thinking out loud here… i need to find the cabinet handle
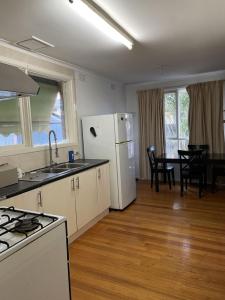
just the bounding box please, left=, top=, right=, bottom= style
left=76, top=177, right=79, bottom=189
left=98, top=168, right=101, bottom=180
left=38, top=191, right=43, bottom=208
left=71, top=178, right=75, bottom=191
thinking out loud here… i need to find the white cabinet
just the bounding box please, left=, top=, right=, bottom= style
left=0, top=197, right=15, bottom=207
left=96, top=164, right=110, bottom=215
left=15, top=189, right=42, bottom=212
left=13, top=179, right=78, bottom=237
left=75, top=168, right=98, bottom=230
left=41, top=177, right=77, bottom=237
left=1, top=163, right=110, bottom=238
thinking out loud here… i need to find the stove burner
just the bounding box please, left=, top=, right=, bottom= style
left=14, top=218, right=41, bottom=233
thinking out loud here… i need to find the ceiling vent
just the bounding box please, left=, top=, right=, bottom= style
left=15, top=36, right=54, bottom=52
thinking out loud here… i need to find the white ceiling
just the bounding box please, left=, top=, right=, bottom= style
left=0, top=0, right=225, bottom=83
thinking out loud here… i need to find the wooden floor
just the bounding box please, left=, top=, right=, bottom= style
left=69, top=181, right=225, bottom=300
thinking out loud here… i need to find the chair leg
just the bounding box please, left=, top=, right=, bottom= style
left=155, top=172, right=159, bottom=192
left=199, top=176, right=203, bottom=198
left=180, top=177, right=184, bottom=197
left=151, top=172, right=154, bottom=188
left=163, top=163, right=167, bottom=183
left=185, top=178, right=188, bottom=190
left=212, top=173, right=216, bottom=193
left=167, top=172, right=171, bottom=190
left=172, top=169, right=175, bottom=186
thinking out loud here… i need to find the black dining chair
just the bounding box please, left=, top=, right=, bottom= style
left=188, top=144, right=209, bottom=186
left=147, top=145, right=175, bottom=192
left=178, top=149, right=205, bottom=198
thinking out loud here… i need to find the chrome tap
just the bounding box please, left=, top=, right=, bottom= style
left=48, top=130, right=59, bottom=167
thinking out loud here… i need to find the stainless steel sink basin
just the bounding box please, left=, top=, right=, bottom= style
left=57, top=162, right=89, bottom=169
left=19, top=162, right=89, bottom=182
left=20, top=171, right=59, bottom=182
left=41, top=167, right=68, bottom=174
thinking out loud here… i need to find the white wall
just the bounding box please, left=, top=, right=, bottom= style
left=75, top=70, right=126, bottom=155
left=0, top=41, right=126, bottom=171
left=126, top=70, right=225, bottom=178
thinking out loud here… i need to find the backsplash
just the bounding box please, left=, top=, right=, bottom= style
left=0, top=146, right=79, bottom=172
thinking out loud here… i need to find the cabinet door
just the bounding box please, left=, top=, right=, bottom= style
left=14, top=189, right=42, bottom=212
left=41, top=177, right=77, bottom=237
left=75, top=168, right=98, bottom=230
left=96, top=164, right=110, bottom=215
left=0, top=197, right=15, bottom=208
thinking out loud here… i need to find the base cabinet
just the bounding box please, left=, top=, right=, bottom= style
left=15, top=189, right=42, bottom=212
left=0, top=163, right=110, bottom=239
left=41, top=177, right=77, bottom=237
left=75, top=168, right=98, bottom=230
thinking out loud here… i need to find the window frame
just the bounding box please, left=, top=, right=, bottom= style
left=163, top=88, right=189, bottom=154
left=0, top=68, right=78, bottom=156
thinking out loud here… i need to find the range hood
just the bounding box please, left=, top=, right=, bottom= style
left=0, top=62, right=39, bottom=100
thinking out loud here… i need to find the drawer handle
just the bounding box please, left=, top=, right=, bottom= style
left=98, top=168, right=101, bottom=180
left=76, top=177, right=79, bottom=189
left=71, top=178, right=75, bottom=191
left=38, top=191, right=43, bottom=208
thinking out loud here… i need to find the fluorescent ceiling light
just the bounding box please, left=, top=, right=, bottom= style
left=69, top=0, right=134, bottom=50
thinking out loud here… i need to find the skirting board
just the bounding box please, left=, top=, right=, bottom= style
left=68, top=208, right=109, bottom=244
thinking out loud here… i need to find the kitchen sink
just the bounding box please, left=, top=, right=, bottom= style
left=41, top=167, right=68, bottom=174
left=20, top=162, right=89, bottom=182
left=57, top=162, right=89, bottom=169
left=20, top=171, right=59, bottom=182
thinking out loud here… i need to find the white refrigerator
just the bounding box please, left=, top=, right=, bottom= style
left=82, top=113, right=136, bottom=210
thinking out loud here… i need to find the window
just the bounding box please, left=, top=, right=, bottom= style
left=30, top=77, right=67, bottom=146
left=0, top=70, right=75, bottom=153
left=164, top=88, right=190, bottom=154
left=0, top=97, right=23, bottom=147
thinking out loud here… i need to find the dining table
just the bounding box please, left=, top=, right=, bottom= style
left=156, top=152, right=225, bottom=164
left=154, top=152, right=225, bottom=191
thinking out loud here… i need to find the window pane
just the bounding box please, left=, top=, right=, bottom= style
left=30, top=77, right=66, bottom=146
left=178, top=139, right=188, bottom=150
left=178, top=89, right=189, bottom=139
left=164, top=92, right=177, bottom=138
left=166, top=139, right=179, bottom=155
left=0, top=98, right=23, bottom=146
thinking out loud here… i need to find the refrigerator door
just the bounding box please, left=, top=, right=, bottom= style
left=116, top=141, right=136, bottom=209
left=114, top=113, right=133, bottom=143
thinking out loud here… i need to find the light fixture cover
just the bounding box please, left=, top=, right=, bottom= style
left=69, top=0, right=134, bottom=50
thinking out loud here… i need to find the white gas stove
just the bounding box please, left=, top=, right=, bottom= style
left=0, top=206, right=71, bottom=300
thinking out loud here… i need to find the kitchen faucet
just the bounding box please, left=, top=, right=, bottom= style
left=48, top=130, right=59, bottom=167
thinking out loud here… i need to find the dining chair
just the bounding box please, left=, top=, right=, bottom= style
left=178, top=149, right=205, bottom=198
left=147, top=145, right=175, bottom=192
left=188, top=144, right=209, bottom=186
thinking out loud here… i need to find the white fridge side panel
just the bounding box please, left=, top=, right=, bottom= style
left=116, top=141, right=136, bottom=209
left=82, top=115, right=120, bottom=209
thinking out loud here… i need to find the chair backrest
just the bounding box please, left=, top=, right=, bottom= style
left=147, top=145, right=157, bottom=170
left=178, top=149, right=204, bottom=175
left=188, top=144, right=209, bottom=152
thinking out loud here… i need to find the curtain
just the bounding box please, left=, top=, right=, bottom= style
left=187, top=80, right=225, bottom=153
left=138, top=88, right=165, bottom=179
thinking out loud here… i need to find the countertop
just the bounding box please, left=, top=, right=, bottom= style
left=0, top=159, right=109, bottom=200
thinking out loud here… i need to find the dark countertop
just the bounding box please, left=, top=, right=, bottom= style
left=0, top=159, right=109, bottom=200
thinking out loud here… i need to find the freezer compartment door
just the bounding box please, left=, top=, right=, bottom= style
left=114, top=113, right=133, bottom=143
left=116, top=141, right=136, bottom=209
left=82, top=115, right=115, bottom=158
